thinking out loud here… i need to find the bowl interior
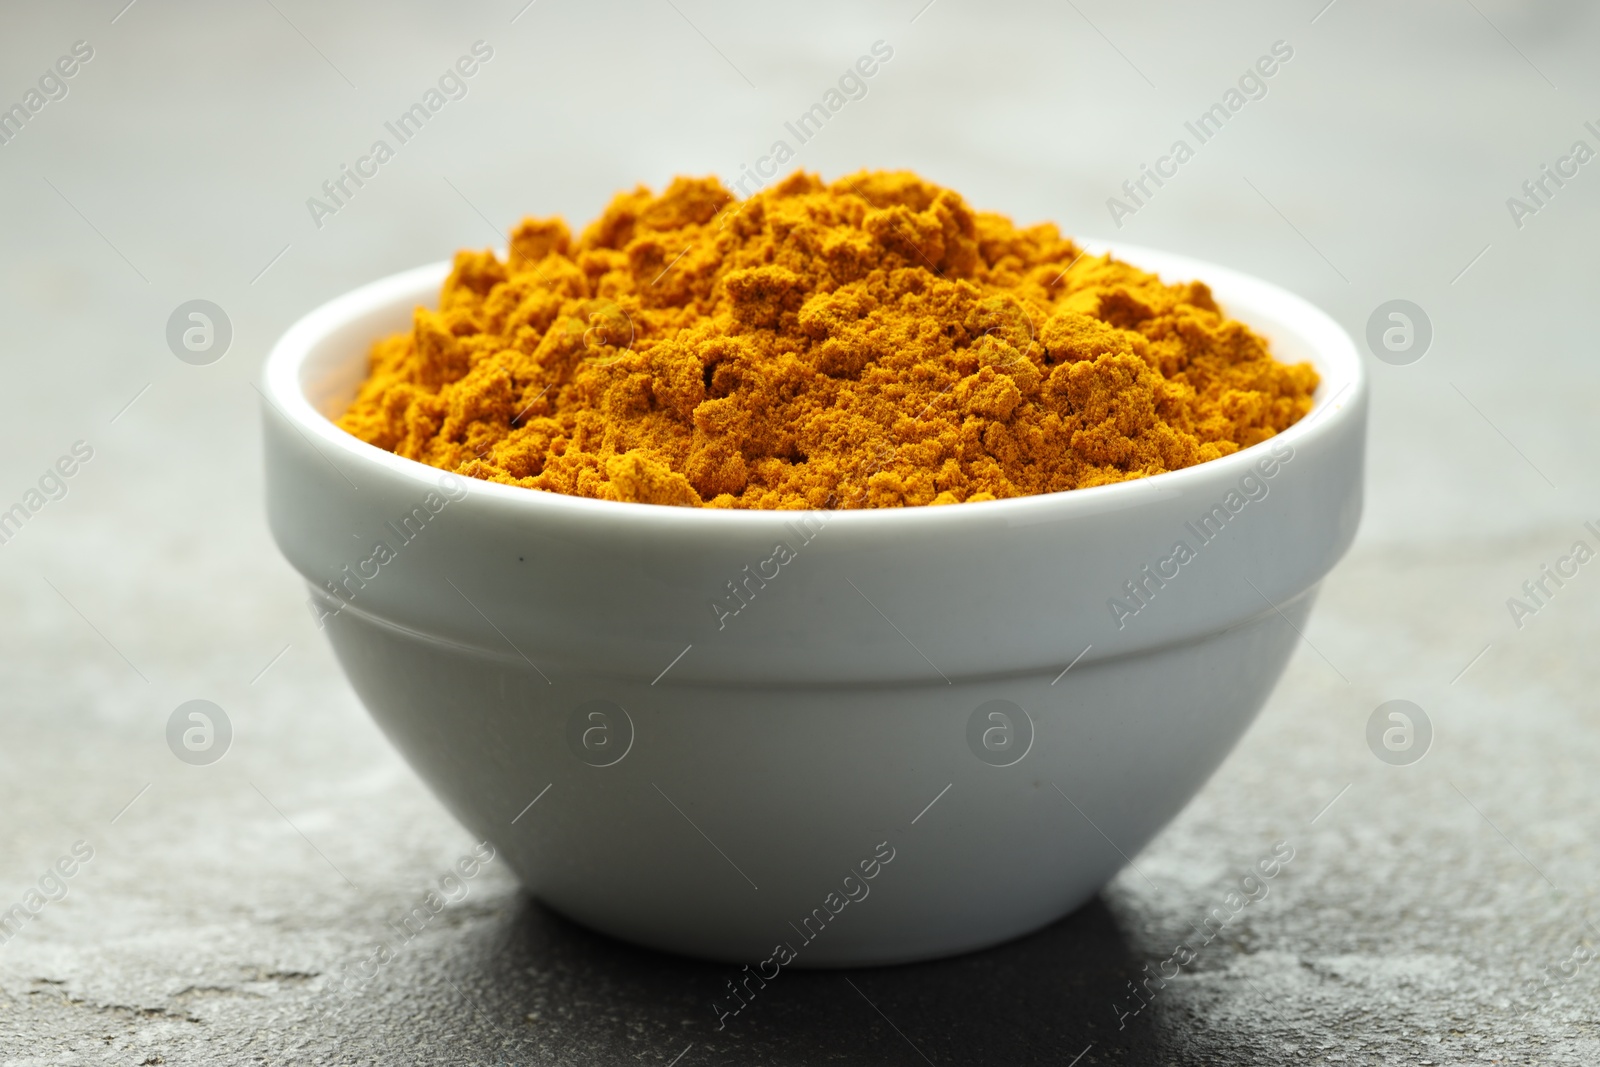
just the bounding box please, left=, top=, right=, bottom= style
left=287, top=244, right=1359, bottom=441
left=298, top=263, right=444, bottom=421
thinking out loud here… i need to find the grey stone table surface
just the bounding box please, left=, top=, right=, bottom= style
left=2, top=1, right=1598, bottom=1063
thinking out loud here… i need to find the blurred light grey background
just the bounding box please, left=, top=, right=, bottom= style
left=2, top=1, right=1598, bottom=1064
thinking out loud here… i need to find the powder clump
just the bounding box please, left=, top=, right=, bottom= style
left=338, top=170, right=1318, bottom=509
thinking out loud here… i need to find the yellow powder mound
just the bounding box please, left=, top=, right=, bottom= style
left=337, top=170, right=1318, bottom=509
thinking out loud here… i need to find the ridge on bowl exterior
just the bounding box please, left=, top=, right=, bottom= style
left=262, top=242, right=1366, bottom=968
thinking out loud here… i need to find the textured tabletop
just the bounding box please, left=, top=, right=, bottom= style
left=2, top=1, right=1598, bottom=1064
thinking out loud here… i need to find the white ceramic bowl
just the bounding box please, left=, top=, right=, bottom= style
left=262, top=242, right=1365, bottom=967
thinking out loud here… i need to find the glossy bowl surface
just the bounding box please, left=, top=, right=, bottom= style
left=262, top=242, right=1365, bottom=966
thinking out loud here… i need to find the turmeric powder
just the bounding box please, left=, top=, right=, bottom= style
left=337, top=170, right=1318, bottom=509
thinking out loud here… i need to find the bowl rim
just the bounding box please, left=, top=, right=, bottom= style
left=261, top=239, right=1365, bottom=528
